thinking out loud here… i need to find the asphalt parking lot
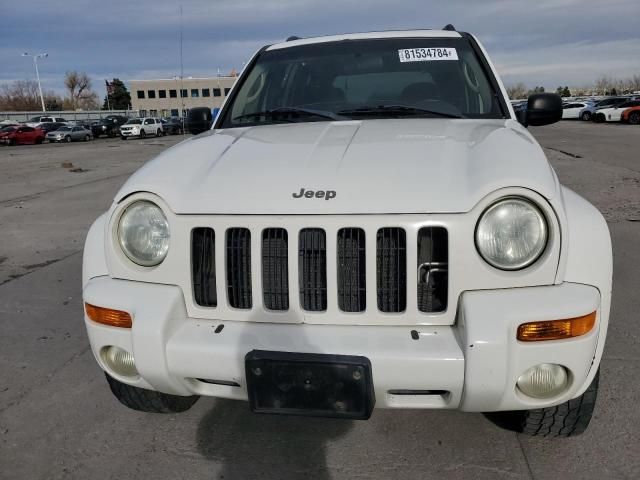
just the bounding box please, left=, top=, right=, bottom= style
left=0, top=122, right=639, bottom=479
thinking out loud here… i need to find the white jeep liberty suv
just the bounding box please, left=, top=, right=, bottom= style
left=82, top=26, right=612, bottom=437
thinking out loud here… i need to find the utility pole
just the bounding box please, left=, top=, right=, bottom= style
left=22, top=52, right=48, bottom=112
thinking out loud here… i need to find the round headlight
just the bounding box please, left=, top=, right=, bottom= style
left=118, top=200, right=170, bottom=266
left=475, top=198, right=548, bottom=270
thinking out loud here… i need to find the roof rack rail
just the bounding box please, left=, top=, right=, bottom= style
left=286, top=36, right=301, bottom=41
left=443, top=24, right=456, bottom=31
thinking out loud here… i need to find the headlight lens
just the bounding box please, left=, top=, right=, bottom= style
left=118, top=200, right=170, bottom=266
left=475, top=197, right=548, bottom=270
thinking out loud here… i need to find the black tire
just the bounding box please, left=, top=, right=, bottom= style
left=629, top=111, right=640, bottom=125
left=105, top=373, right=199, bottom=413
left=84, top=135, right=90, bottom=142
left=156, top=129, right=162, bottom=137
left=35, top=137, right=44, bottom=144
left=65, top=135, right=71, bottom=143
left=139, top=129, right=146, bottom=139
left=9, top=138, right=16, bottom=146
left=485, top=369, right=600, bottom=437
left=580, top=111, right=592, bottom=121
left=121, top=136, right=127, bottom=140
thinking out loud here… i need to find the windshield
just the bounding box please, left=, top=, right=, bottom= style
left=219, top=37, right=505, bottom=128
left=126, top=119, right=142, bottom=125
left=1, top=126, right=16, bottom=133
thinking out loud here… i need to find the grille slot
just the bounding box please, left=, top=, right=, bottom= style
left=226, top=228, right=252, bottom=309
left=376, top=228, right=407, bottom=313
left=417, top=227, right=448, bottom=313
left=299, top=228, right=327, bottom=311
left=262, top=228, right=289, bottom=311
left=191, top=227, right=217, bottom=307
left=337, top=228, right=366, bottom=312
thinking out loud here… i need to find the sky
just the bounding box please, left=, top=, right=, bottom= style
left=1, top=0, right=639, bottom=99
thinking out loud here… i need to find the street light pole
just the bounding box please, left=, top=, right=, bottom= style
left=22, top=52, right=48, bottom=112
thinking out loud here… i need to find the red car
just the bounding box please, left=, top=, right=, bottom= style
left=0, top=125, right=45, bottom=146
left=621, top=105, right=640, bottom=125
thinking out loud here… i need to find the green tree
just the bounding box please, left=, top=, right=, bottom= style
left=562, top=86, right=571, bottom=97
left=103, top=78, right=131, bottom=110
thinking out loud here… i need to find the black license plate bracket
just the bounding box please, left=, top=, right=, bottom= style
left=245, top=350, right=375, bottom=420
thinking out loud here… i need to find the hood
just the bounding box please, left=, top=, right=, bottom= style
left=116, top=119, right=559, bottom=215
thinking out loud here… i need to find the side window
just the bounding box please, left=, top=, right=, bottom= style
left=144, top=119, right=151, bottom=125
left=22, top=127, right=34, bottom=132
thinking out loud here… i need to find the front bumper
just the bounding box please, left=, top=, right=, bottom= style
left=83, top=277, right=602, bottom=412
left=120, top=129, right=140, bottom=137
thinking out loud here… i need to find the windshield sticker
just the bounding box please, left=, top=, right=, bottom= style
left=398, top=48, right=458, bottom=62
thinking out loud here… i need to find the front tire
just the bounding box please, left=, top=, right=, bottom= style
left=628, top=112, right=640, bottom=125
left=581, top=111, right=592, bottom=121
left=121, top=136, right=127, bottom=140
left=84, top=135, right=90, bottom=142
left=65, top=135, right=71, bottom=143
left=485, top=369, right=600, bottom=437
left=156, top=129, right=162, bottom=137
left=139, top=130, right=146, bottom=139
left=105, top=373, right=199, bottom=413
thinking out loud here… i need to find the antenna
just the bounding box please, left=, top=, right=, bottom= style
left=179, top=5, right=185, bottom=117
left=286, top=36, right=301, bottom=41
left=443, top=24, right=456, bottom=31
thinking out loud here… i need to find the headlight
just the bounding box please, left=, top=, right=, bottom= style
left=118, top=200, right=170, bottom=266
left=475, top=197, right=548, bottom=270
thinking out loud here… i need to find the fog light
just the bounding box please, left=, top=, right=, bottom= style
left=101, top=346, right=138, bottom=377
left=517, top=363, right=568, bottom=399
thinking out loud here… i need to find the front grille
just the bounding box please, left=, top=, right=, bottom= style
left=337, top=228, right=366, bottom=312
left=376, top=228, right=407, bottom=313
left=191, top=227, right=217, bottom=307
left=190, top=224, right=447, bottom=318
left=417, top=227, right=448, bottom=312
left=226, top=228, right=252, bottom=309
left=262, top=228, right=289, bottom=311
left=298, top=228, right=327, bottom=311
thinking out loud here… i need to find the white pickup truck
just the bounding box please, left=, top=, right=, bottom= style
left=82, top=27, right=612, bottom=437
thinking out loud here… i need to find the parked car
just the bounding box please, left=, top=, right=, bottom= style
left=621, top=105, right=640, bottom=125
left=92, top=115, right=129, bottom=138
left=25, top=115, right=68, bottom=128
left=119, top=117, right=163, bottom=139
left=39, top=122, right=67, bottom=134
left=82, top=27, right=612, bottom=438
left=0, top=125, right=45, bottom=145
left=161, top=117, right=184, bottom=135
left=45, top=125, right=92, bottom=143
left=561, top=102, right=596, bottom=121
left=594, top=100, right=640, bottom=122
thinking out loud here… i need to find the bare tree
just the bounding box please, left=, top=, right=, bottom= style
left=506, top=82, right=528, bottom=100
left=64, top=71, right=99, bottom=110
left=0, top=80, right=62, bottom=111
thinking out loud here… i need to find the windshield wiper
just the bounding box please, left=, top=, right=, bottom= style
left=233, top=107, right=344, bottom=122
left=338, top=104, right=463, bottom=119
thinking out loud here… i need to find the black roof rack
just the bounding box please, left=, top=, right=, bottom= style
left=443, top=24, right=456, bottom=31
left=286, top=36, right=301, bottom=41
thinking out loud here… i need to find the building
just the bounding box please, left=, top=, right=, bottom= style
left=129, top=76, right=237, bottom=118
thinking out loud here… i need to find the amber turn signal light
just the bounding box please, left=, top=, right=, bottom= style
left=85, top=303, right=132, bottom=328
left=517, top=311, right=596, bottom=342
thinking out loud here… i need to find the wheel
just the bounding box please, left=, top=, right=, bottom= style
left=139, top=130, right=146, bottom=139
left=629, top=111, right=640, bottom=125
left=121, top=136, right=127, bottom=140
left=9, top=139, right=16, bottom=146
left=485, top=369, right=600, bottom=437
left=580, top=111, right=591, bottom=121
left=104, top=373, right=199, bottom=413
left=156, top=129, right=162, bottom=137
left=65, top=135, right=71, bottom=143
left=84, top=135, right=90, bottom=142
left=35, top=137, right=44, bottom=144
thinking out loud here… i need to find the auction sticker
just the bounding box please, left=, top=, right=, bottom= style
left=398, top=48, right=458, bottom=62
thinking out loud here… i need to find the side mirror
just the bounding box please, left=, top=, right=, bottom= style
left=523, top=93, right=563, bottom=127
left=187, top=107, right=213, bottom=135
